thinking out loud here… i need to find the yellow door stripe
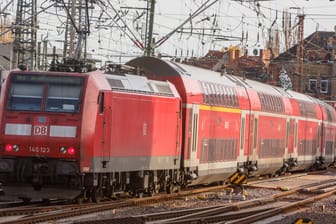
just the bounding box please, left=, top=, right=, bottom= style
left=199, top=105, right=241, bottom=114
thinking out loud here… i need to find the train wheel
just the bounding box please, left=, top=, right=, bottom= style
left=149, top=189, right=158, bottom=197
left=76, top=196, right=84, bottom=204
left=175, top=185, right=181, bottom=193
left=137, top=192, right=144, bottom=198
left=92, top=187, right=102, bottom=203
left=166, top=185, right=174, bottom=194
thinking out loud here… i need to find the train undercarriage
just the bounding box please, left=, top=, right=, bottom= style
left=0, top=155, right=333, bottom=203
left=80, top=169, right=184, bottom=202
left=0, top=157, right=186, bottom=202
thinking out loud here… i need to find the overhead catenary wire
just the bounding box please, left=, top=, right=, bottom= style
left=0, top=0, right=14, bottom=15
left=154, top=0, right=219, bottom=48
left=97, top=0, right=144, bottom=50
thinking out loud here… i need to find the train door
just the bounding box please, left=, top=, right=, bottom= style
left=99, top=91, right=111, bottom=161
left=293, top=118, right=299, bottom=158
left=317, top=122, right=322, bottom=156
left=250, top=114, right=259, bottom=162
left=189, top=104, right=199, bottom=167
left=239, top=111, right=248, bottom=161
left=298, top=118, right=310, bottom=163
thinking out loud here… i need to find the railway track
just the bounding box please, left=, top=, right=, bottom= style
left=0, top=183, right=231, bottom=224
left=76, top=177, right=336, bottom=224
left=0, top=172, right=335, bottom=224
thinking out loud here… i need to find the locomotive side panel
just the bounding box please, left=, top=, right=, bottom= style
left=78, top=73, right=105, bottom=173
left=89, top=91, right=181, bottom=173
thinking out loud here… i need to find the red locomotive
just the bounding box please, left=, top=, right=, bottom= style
left=0, top=57, right=335, bottom=201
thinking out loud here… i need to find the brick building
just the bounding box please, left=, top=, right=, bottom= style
left=269, top=31, right=336, bottom=104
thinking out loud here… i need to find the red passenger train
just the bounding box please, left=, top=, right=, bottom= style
left=0, top=57, right=335, bottom=201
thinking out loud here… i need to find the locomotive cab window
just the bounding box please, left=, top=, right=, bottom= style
left=7, top=83, right=44, bottom=111
left=46, top=85, right=82, bottom=113
left=7, top=74, right=84, bottom=113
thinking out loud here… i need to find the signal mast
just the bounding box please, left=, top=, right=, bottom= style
left=12, top=0, right=37, bottom=70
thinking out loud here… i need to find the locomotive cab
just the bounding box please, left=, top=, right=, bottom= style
left=0, top=71, right=85, bottom=191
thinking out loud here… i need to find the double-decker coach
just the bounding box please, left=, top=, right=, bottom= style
left=127, top=56, right=336, bottom=184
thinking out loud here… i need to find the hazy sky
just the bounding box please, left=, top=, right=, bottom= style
left=2, top=0, right=336, bottom=63
left=153, top=0, right=336, bottom=57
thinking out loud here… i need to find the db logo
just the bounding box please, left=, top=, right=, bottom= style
left=33, top=126, right=48, bottom=136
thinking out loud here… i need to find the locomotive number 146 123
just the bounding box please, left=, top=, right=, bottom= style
left=28, top=146, right=50, bottom=153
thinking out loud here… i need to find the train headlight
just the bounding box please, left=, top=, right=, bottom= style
left=67, top=147, right=76, bottom=155
left=60, top=146, right=67, bottom=154
left=5, top=144, right=13, bottom=152
left=5, top=144, right=19, bottom=152
left=59, top=146, right=76, bottom=155
left=13, top=144, right=20, bottom=152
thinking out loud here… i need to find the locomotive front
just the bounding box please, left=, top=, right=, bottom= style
left=0, top=71, right=86, bottom=190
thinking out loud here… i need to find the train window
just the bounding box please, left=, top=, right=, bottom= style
left=266, top=95, right=271, bottom=111
left=232, top=89, right=238, bottom=107
left=285, top=121, right=290, bottom=148
left=203, top=82, right=210, bottom=104
left=227, top=88, right=233, bottom=106
left=259, top=94, right=265, bottom=110
left=212, top=85, right=218, bottom=105
left=7, top=83, right=43, bottom=111
left=271, top=96, right=276, bottom=111
left=201, top=140, right=208, bottom=162
left=218, top=85, right=224, bottom=105
left=253, top=118, right=258, bottom=149
left=223, top=88, right=228, bottom=105
left=240, top=117, right=245, bottom=150
left=46, top=85, right=82, bottom=113
left=99, top=92, right=104, bottom=114
left=192, top=114, right=198, bottom=152
left=294, top=122, right=298, bottom=149
left=209, top=84, right=215, bottom=105
left=214, top=85, right=219, bottom=105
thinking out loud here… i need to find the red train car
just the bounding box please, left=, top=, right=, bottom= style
left=127, top=56, right=336, bottom=184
